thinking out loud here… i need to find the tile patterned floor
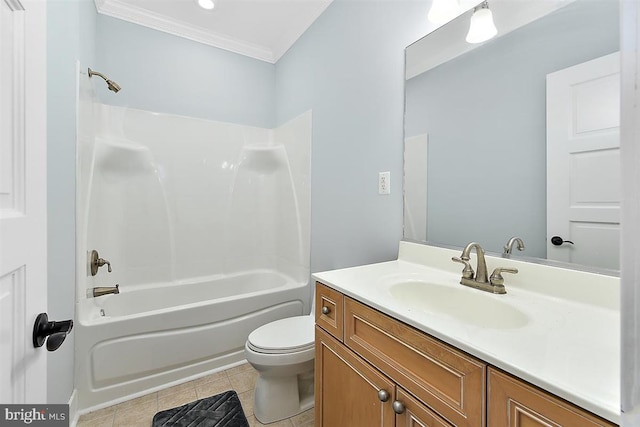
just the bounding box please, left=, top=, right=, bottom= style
left=76, top=363, right=314, bottom=427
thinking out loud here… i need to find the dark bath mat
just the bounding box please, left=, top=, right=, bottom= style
left=152, top=390, right=249, bottom=427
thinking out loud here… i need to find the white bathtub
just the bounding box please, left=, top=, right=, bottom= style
left=75, top=270, right=308, bottom=411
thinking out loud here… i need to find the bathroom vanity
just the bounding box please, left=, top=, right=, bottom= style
left=312, top=242, right=619, bottom=427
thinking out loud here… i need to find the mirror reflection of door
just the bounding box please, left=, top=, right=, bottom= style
left=546, top=52, right=621, bottom=270
left=404, top=134, right=428, bottom=242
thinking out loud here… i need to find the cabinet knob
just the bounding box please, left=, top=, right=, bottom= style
left=392, top=401, right=405, bottom=414
left=321, top=306, right=331, bottom=315
left=377, top=389, right=390, bottom=402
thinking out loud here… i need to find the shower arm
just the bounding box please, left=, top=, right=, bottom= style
left=88, top=68, right=108, bottom=81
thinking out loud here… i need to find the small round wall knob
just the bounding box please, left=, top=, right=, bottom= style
left=392, top=400, right=406, bottom=414
left=321, top=306, right=330, bottom=315
left=377, top=389, right=390, bottom=402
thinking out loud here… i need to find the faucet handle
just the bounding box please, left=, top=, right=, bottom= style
left=90, top=250, right=112, bottom=275
left=490, top=267, right=518, bottom=286
left=452, top=257, right=474, bottom=279
left=97, top=258, right=112, bottom=273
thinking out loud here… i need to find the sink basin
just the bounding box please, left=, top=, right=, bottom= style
left=388, top=280, right=529, bottom=329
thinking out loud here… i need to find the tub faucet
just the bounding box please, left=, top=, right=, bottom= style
left=503, top=237, right=525, bottom=255
left=93, top=284, right=119, bottom=298
left=452, top=242, right=517, bottom=294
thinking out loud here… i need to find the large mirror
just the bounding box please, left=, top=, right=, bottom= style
left=404, top=0, right=620, bottom=271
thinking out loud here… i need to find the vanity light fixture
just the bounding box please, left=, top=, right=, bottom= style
left=197, top=0, right=215, bottom=10
left=427, top=0, right=461, bottom=25
left=466, top=1, right=497, bottom=44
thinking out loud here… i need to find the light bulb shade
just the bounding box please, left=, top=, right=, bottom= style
left=466, top=7, right=497, bottom=43
left=428, top=0, right=461, bottom=25
left=197, top=0, right=214, bottom=10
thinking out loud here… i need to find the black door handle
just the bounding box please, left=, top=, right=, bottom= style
left=33, top=313, right=73, bottom=352
left=551, top=236, right=574, bottom=246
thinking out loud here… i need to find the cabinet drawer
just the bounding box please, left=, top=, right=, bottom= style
left=315, top=282, right=344, bottom=341
left=344, top=297, right=486, bottom=427
left=488, top=368, right=617, bottom=427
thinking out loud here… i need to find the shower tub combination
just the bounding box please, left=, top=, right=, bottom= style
left=75, top=75, right=312, bottom=411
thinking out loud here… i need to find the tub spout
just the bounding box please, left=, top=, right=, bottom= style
left=93, top=284, right=119, bottom=297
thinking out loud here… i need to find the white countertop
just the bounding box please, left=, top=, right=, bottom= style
left=312, top=241, right=620, bottom=424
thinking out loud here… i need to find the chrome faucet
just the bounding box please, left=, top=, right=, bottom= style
left=503, top=237, right=525, bottom=255
left=92, top=284, right=119, bottom=298
left=452, top=242, right=517, bottom=294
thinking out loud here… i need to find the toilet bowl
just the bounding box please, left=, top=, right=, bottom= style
left=244, top=314, right=315, bottom=424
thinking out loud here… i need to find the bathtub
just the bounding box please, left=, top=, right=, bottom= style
left=75, top=270, right=308, bottom=411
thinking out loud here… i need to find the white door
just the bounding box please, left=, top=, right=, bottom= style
left=0, top=0, right=47, bottom=403
left=546, top=52, right=620, bottom=270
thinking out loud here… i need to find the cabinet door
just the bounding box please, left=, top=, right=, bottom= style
left=315, top=326, right=395, bottom=427
left=395, top=387, right=453, bottom=427
left=488, top=368, right=617, bottom=427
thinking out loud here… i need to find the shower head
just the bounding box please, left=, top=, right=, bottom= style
left=88, top=68, right=121, bottom=93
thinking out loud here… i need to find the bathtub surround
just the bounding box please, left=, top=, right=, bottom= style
left=75, top=73, right=311, bottom=411
left=83, top=106, right=311, bottom=287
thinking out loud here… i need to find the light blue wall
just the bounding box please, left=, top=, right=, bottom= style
left=47, top=0, right=97, bottom=404
left=275, top=0, right=429, bottom=272
left=405, top=0, right=619, bottom=257
left=94, top=15, right=276, bottom=128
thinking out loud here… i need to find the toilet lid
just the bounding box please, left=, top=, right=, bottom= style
left=248, top=315, right=314, bottom=354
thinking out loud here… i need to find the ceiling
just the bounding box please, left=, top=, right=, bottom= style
left=94, top=0, right=333, bottom=63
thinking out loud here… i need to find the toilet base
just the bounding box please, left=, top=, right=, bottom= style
left=253, top=370, right=314, bottom=424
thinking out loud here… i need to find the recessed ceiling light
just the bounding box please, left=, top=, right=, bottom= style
left=197, top=0, right=215, bottom=10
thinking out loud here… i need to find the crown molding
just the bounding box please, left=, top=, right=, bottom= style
left=94, top=0, right=277, bottom=63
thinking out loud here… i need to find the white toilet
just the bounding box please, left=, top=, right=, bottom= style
left=244, top=314, right=315, bottom=424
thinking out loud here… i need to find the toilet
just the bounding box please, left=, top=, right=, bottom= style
left=244, top=314, right=315, bottom=424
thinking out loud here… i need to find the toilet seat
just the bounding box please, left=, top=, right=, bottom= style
left=247, top=315, right=314, bottom=354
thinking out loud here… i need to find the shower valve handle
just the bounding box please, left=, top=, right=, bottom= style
left=90, top=250, right=112, bottom=276
left=97, top=258, right=112, bottom=272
